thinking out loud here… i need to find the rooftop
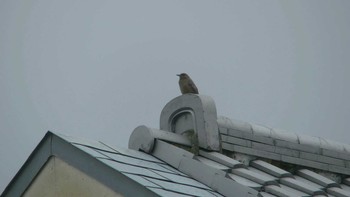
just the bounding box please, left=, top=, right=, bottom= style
left=3, top=94, right=350, bottom=197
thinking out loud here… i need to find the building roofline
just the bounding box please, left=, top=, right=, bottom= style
left=1, top=131, right=158, bottom=197
left=2, top=131, right=53, bottom=196
left=218, top=116, right=350, bottom=175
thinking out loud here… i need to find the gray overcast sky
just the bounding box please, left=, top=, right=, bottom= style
left=1, top=0, right=350, bottom=192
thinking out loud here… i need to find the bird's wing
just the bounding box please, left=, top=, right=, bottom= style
left=189, top=80, right=199, bottom=93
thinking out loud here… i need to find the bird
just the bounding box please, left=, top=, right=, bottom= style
left=177, top=73, right=199, bottom=94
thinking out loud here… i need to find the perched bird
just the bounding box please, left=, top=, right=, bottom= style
left=177, top=73, right=199, bottom=94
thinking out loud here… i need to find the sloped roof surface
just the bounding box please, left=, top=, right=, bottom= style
left=128, top=94, right=350, bottom=197
left=199, top=150, right=350, bottom=197
left=206, top=117, right=350, bottom=197
left=218, top=116, right=350, bottom=176
left=128, top=122, right=350, bottom=197
left=4, top=94, right=350, bottom=197
left=58, top=134, right=224, bottom=197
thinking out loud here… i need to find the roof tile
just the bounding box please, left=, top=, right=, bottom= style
left=232, top=168, right=278, bottom=185
left=152, top=140, right=194, bottom=169
left=297, top=169, right=339, bottom=188
left=270, top=129, right=298, bottom=143
left=265, top=185, right=304, bottom=197
left=280, top=177, right=325, bottom=195
left=327, top=187, right=350, bottom=197
left=195, top=156, right=231, bottom=171
left=250, top=160, right=292, bottom=178
left=227, top=173, right=262, bottom=190
left=199, top=150, right=245, bottom=169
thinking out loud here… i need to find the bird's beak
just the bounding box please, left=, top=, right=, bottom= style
left=176, top=74, right=180, bottom=76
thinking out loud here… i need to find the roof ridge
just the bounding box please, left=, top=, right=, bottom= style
left=218, top=116, right=350, bottom=175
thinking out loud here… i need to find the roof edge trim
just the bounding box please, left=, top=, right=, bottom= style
left=1, top=131, right=54, bottom=196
